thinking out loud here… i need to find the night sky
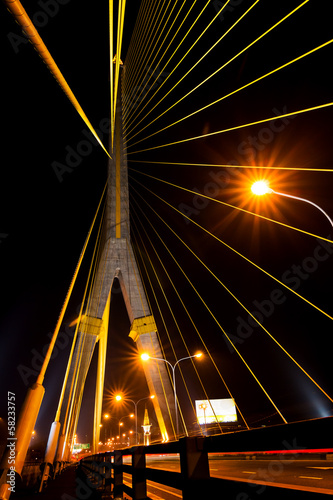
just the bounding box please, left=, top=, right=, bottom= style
left=1, top=0, right=333, bottom=450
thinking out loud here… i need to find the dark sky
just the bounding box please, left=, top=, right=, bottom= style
left=1, top=0, right=333, bottom=449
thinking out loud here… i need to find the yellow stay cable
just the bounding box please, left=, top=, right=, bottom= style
left=123, top=0, right=187, bottom=120
left=132, top=208, right=212, bottom=435
left=113, top=0, right=127, bottom=128
left=129, top=160, right=333, bottom=173
left=131, top=198, right=248, bottom=432
left=123, top=0, right=164, bottom=109
left=56, top=188, right=107, bottom=423
left=125, top=0, right=310, bottom=140
left=126, top=39, right=333, bottom=148
left=126, top=0, right=174, bottom=109
left=124, top=0, right=150, bottom=75
left=130, top=227, right=177, bottom=438
left=125, top=0, right=259, bottom=139
left=61, top=200, right=106, bottom=445
left=123, top=0, right=185, bottom=122
left=130, top=184, right=287, bottom=423
left=3, top=0, right=110, bottom=159
left=109, top=0, right=114, bottom=150
left=67, top=202, right=113, bottom=451
left=130, top=168, right=333, bottom=245
left=123, top=0, right=212, bottom=127
left=130, top=216, right=196, bottom=437
left=61, top=189, right=107, bottom=440
left=131, top=174, right=333, bottom=323
left=131, top=196, right=250, bottom=429
left=123, top=0, right=160, bottom=102
left=128, top=101, right=333, bottom=154
left=124, top=0, right=197, bottom=124
left=131, top=181, right=333, bottom=405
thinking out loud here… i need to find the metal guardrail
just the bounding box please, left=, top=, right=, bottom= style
left=80, top=439, right=207, bottom=499
left=79, top=420, right=332, bottom=500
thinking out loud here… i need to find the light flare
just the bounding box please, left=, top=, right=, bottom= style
left=251, top=180, right=272, bottom=195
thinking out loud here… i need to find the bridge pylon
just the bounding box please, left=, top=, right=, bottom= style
left=55, top=95, right=177, bottom=458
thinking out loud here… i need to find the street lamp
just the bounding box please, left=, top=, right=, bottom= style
left=199, top=402, right=208, bottom=435
left=118, top=414, right=134, bottom=440
left=101, top=413, right=118, bottom=442
left=251, top=181, right=333, bottom=229
left=115, top=394, right=155, bottom=444
left=103, top=413, right=110, bottom=441
left=141, top=352, right=203, bottom=439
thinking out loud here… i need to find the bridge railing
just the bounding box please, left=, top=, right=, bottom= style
left=79, top=416, right=332, bottom=499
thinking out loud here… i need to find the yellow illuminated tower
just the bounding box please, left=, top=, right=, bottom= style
left=142, top=407, right=152, bottom=446
left=56, top=101, right=177, bottom=458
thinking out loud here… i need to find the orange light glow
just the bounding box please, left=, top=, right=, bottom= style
left=141, top=353, right=150, bottom=361
left=251, top=180, right=272, bottom=195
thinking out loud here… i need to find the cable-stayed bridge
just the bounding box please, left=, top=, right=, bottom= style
left=0, top=0, right=333, bottom=498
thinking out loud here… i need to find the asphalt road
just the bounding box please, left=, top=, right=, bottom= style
left=209, top=457, right=333, bottom=494
left=142, top=454, right=333, bottom=498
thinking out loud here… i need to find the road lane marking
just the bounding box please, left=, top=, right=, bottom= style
left=307, top=467, right=333, bottom=470
left=147, top=480, right=182, bottom=498
left=299, top=476, right=323, bottom=480
left=125, top=478, right=181, bottom=500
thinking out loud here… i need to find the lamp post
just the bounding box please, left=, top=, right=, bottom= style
left=251, top=181, right=333, bottom=229
left=115, top=395, right=155, bottom=444
left=199, top=402, right=208, bottom=435
left=141, top=352, right=202, bottom=439
left=103, top=413, right=110, bottom=441
left=101, top=414, right=118, bottom=443
left=118, top=414, right=134, bottom=443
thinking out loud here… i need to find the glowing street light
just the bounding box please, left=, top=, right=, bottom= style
left=251, top=181, right=333, bottom=229
left=141, top=352, right=203, bottom=439
left=251, top=180, right=272, bottom=196
left=115, top=394, right=155, bottom=444
left=118, top=414, right=134, bottom=438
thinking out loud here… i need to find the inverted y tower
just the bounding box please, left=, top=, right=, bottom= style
left=60, top=98, right=176, bottom=454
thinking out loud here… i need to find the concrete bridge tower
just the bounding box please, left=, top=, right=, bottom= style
left=58, top=97, right=177, bottom=455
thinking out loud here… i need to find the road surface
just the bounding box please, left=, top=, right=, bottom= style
left=139, top=454, right=333, bottom=498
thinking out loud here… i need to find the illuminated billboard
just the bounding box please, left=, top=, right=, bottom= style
left=195, top=399, right=237, bottom=424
